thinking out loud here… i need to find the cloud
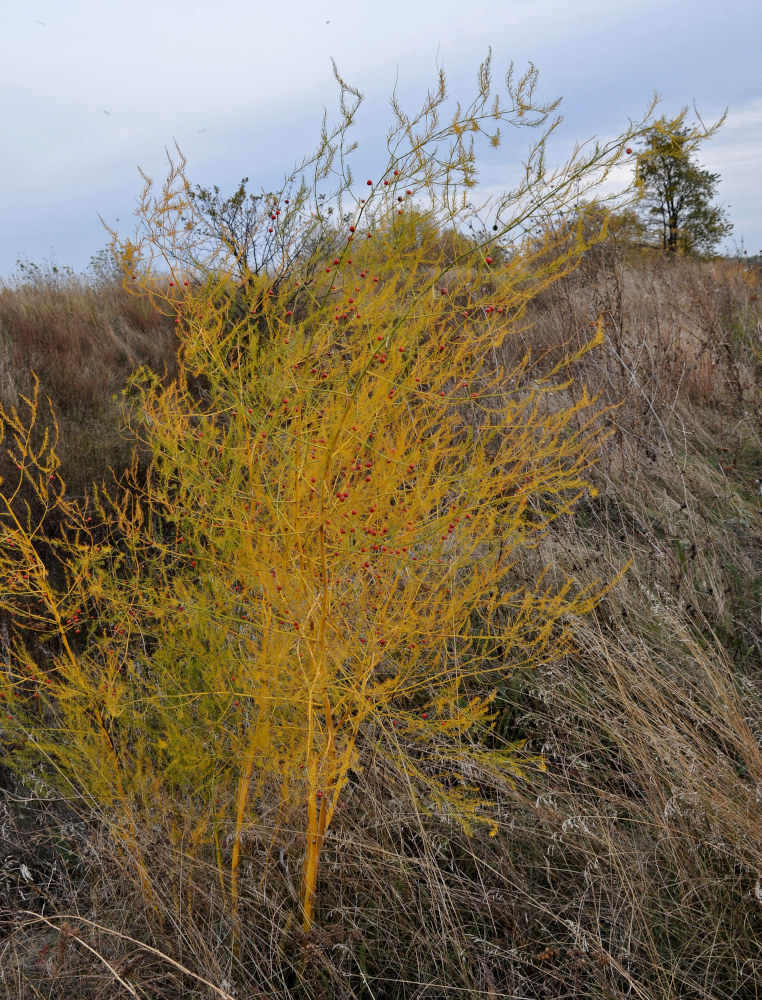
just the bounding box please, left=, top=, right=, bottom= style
left=724, top=98, right=762, bottom=130
left=2, top=0, right=760, bottom=274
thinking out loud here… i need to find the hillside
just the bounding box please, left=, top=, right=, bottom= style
left=0, top=246, right=761, bottom=1000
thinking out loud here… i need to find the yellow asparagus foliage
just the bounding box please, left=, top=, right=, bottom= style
left=0, top=54, right=651, bottom=934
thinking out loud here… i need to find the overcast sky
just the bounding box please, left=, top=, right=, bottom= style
left=2, top=0, right=760, bottom=281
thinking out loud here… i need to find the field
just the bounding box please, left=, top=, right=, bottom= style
left=0, top=237, right=760, bottom=999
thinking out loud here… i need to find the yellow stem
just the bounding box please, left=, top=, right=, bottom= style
left=230, top=737, right=257, bottom=957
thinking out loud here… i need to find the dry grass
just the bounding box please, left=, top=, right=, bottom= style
left=0, top=271, right=179, bottom=508
left=1, top=249, right=762, bottom=998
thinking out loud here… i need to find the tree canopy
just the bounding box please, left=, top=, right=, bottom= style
left=635, top=115, right=733, bottom=257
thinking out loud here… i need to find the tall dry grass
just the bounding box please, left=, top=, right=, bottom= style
left=1, top=249, right=761, bottom=998
left=0, top=271, right=178, bottom=508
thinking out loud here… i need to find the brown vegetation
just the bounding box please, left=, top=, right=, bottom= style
left=0, top=271, right=178, bottom=507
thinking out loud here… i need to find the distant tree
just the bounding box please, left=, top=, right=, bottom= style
left=635, top=116, right=733, bottom=257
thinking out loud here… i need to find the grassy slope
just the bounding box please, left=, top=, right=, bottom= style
left=0, top=272, right=179, bottom=504
left=1, top=251, right=761, bottom=999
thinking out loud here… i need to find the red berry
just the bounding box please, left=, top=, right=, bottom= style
left=626, top=147, right=633, bottom=154
left=367, top=180, right=372, bottom=185
left=485, top=256, right=492, bottom=264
